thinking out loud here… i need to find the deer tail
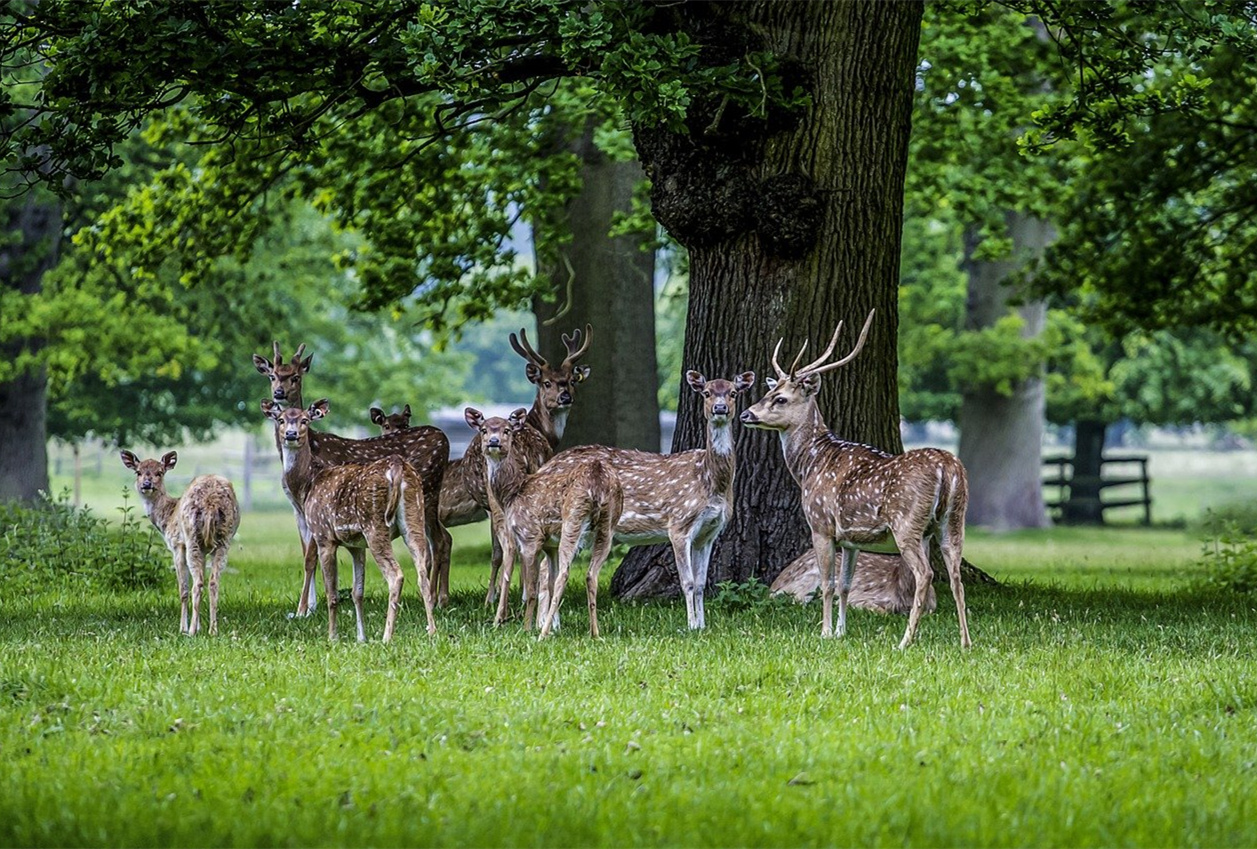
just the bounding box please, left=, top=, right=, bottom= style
left=384, top=455, right=405, bottom=528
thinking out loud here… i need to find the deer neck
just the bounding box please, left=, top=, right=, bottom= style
left=780, top=403, right=831, bottom=485
left=703, top=417, right=737, bottom=495
left=485, top=448, right=528, bottom=510
left=527, top=401, right=564, bottom=449
left=138, top=488, right=178, bottom=534
left=277, top=436, right=316, bottom=501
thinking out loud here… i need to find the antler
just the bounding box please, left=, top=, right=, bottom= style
left=509, top=328, right=548, bottom=368
left=797, top=310, right=876, bottom=378
left=561, top=324, right=593, bottom=368
left=292, top=343, right=306, bottom=364
left=272, top=341, right=282, bottom=364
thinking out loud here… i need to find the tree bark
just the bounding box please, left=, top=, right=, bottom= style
left=614, top=1, right=923, bottom=598
left=957, top=212, right=1054, bottom=530
left=533, top=118, right=661, bottom=452
left=0, top=191, right=61, bottom=503
left=1062, top=418, right=1108, bottom=524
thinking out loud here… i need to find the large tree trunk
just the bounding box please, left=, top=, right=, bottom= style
left=614, top=1, right=923, bottom=598
left=1062, top=418, right=1108, bottom=524
left=0, top=191, right=61, bottom=502
left=533, top=118, right=660, bottom=452
left=957, top=213, right=1053, bottom=530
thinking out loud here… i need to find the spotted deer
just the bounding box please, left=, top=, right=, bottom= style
left=437, top=325, right=592, bottom=608
left=740, top=310, right=971, bottom=649
left=119, top=450, right=240, bottom=636
left=262, top=399, right=436, bottom=642
left=466, top=408, right=622, bottom=638
left=529, top=370, right=755, bottom=630
left=252, top=342, right=451, bottom=616
left=370, top=404, right=412, bottom=435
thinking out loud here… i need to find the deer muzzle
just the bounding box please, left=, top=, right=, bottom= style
left=739, top=409, right=758, bottom=424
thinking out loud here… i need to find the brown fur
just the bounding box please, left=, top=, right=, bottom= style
left=534, top=370, right=755, bottom=630
left=120, top=450, right=240, bottom=636
left=741, top=311, right=971, bottom=649
left=370, top=404, right=412, bottom=435
left=467, top=408, right=622, bottom=638
left=253, top=343, right=451, bottom=617
left=770, top=549, right=936, bottom=614
left=437, top=325, right=593, bottom=609
left=264, top=400, right=436, bottom=642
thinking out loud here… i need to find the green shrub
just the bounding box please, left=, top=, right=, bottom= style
left=1196, top=510, right=1257, bottom=593
left=0, top=489, right=164, bottom=592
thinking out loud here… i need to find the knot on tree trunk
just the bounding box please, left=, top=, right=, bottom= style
left=756, top=173, right=822, bottom=259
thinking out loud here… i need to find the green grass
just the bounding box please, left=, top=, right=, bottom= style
left=3, top=517, right=1257, bottom=847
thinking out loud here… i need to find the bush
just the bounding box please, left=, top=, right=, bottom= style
left=1196, top=509, right=1257, bottom=593
left=0, top=489, right=164, bottom=592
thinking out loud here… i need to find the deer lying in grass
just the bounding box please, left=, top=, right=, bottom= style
left=253, top=343, right=450, bottom=617
left=263, top=399, right=436, bottom=642
left=466, top=408, right=622, bottom=638
left=740, top=311, right=971, bottom=649
left=371, top=405, right=412, bottom=435
left=120, top=450, right=240, bottom=636
left=439, top=326, right=592, bottom=608
left=522, top=370, right=755, bottom=630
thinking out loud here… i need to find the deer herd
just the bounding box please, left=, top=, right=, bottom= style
left=119, top=311, right=972, bottom=650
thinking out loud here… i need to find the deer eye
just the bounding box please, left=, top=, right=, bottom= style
left=544, top=381, right=552, bottom=388
left=772, top=396, right=787, bottom=406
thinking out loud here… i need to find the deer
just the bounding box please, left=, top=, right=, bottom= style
left=370, top=404, right=412, bottom=435
left=739, top=310, right=972, bottom=650
left=437, top=325, right=592, bottom=608
left=252, top=342, right=451, bottom=617
left=119, top=450, right=241, bottom=636
left=262, top=399, right=437, bottom=642
left=466, top=408, right=622, bottom=638
left=515, top=369, right=755, bottom=630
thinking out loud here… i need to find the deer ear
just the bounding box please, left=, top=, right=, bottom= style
left=299, top=353, right=313, bottom=373
left=765, top=377, right=779, bottom=391
left=464, top=407, right=485, bottom=430
left=161, top=451, right=178, bottom=470
left=370, top=407, right=385, bottom=426
left=509, top=408, right=529, bottom=430
left=572, top=365, right=591, bottom=383
left=685, top=370, right=706, bottom=393
left=402, top=404, right=411, bottom=418
left=799, top=373, right=822, bottom=396
left=252, top=354, right=274, bottom=376
left=261, top=399, right=281, bottom=420
left=524, top=363, right=543, bottom=385
left=734, top=371, right=756, bottom=393
left=120, top=450, right=139, bottom=471
left=309, top=399, right=330, bottom=420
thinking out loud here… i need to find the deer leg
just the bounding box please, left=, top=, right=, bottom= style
left=318, top=543, right=340, bottom=641
left=295, top=511, right=317, bottom=616
left=814, top=534, right=838, bottom=637
left=691, top=536, right=715, bottom=631
left=401, top=504, right=437, bottom=636
left=173, top=544, right=190, bottom=635
left=587, top=524, right=614, bottom=639
left=940, top=522, right=971, bottom=648
left=186, top=542, right=206, bottom=637
left=435, top=523, right=452, bottom=608
left=896, top=536, right=934, bottom=650
left=494, top=534, right=517, bottom=626
left=367, top=534, right=405, bottom=644
left=208, top=545, right=227, bottom=637
left=350, top=547, right=368, bottom=643
left=837, top=545, right=858, bottom=638
left=485, top=512, right=505, bottom=608
left=669, top=532, right=698, bottom=630
left=542, top=523, right=584, bottom=639
left=528, top=546, right=550, bottom=634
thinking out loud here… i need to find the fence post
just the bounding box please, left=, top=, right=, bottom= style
left=242, top=434, right=254, bottom=513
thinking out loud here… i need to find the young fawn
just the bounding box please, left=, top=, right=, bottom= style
left=263, top=399, right=437, bottom=642
left=120, top=450, right=240, bottom=636
left=466, top=408, right=623, bottom=639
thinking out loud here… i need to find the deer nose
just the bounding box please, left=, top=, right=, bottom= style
left=558, top=391, right=572, bottom=405
left=486, top=437, right=501, bottom=448
left=740, top=410, right=756, bottom=423
left=712, top=402, right=729, bottom=416
left=273, top=388, right=286, bottom=400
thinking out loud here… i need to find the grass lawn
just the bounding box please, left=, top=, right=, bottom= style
left=2, top=514, right=1256, bottom=847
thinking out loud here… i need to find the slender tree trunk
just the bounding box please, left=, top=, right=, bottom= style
left=957, top=212, right=1053, bottom=530
left=0, top=191, right=61, bottom=503
left=533, top=117, right=661, bottom=452
left=614, top=1, right=923, bottom=598
left=1063, top=418, right=1108, bottom=524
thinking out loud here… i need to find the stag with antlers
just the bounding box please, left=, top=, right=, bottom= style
left=437, top=326, right=592, bottom=608
left=524, top=369, right=755, bottom=630
left=467, top=408, right=622, bottom=638
left=253, top=342, right=451, bottom=617
left=740, top=311, right=971, bottom=649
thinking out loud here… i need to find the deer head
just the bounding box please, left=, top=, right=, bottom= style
left=685, top=371, right=756, bottom=424
left=741, top=311, right=875, bottom=432
left=120, top=450, right=178, bottom=495
left=252, top=342, right=313, bottom=403
left=370, top=404, right=412, bottom=435
left=261, top=398, right=330, bottom=447
left=464, top=407, right=530, bottom=461
left=509, top=325, right=592, bottom=414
